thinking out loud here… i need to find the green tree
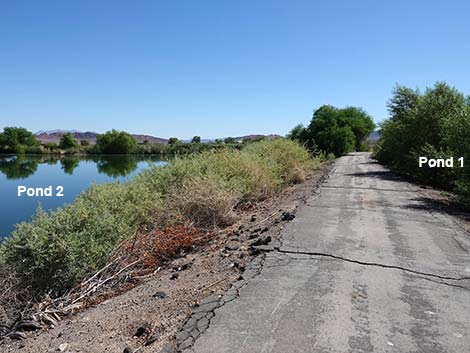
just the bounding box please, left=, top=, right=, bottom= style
left=224, top=137, right=237, bottom=144
left=191, top=136, right=201, bottom=143
left=292, top=105, right=374, bottom=156
left=80, top=140, right=90, bottom=147
left=168, top=137, right=179, bottom=145
left=287, top=124, right=308, bottom=142
left=59, top=133, right=79, bottom=149
left=0, top=127, right=37, bottom=153
left=60, top=157, right=80, bottom=175
left=44, top=142, right=59, bottom=151
left=95, top=130, right=137, bottom=154
left=337, top=107, right=376, bottom=151
left=96, top=156, right=139, bottom=177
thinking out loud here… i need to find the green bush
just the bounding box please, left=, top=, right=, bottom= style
left=288, top=105, right=375, bottom=156
left=1, top=139, right=318, bottom=296
left=375, top=82, right=470, bottom=202
left=1, top=181, right=162, bottom=294
left=95, top=129, right=137, bottom=154
left=139, top=139, right=315, bottom=202
left=23, top=145, right=45, bottom=154
left=59, top=133, right=79, bottom=150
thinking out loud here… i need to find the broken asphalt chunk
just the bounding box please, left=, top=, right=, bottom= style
left=281, top=211, right=295, bottom=221
left=145, top=333, right=160, bottom=346
left=250, top=236, right=272, bottom=247
left=152, top=291, right=167, bottom=299
left=134, top=321, right=150, bottom=337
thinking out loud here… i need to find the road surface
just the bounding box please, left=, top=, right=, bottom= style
left=188, top=153, right=470, bottom=353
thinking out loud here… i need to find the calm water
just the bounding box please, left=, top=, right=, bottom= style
left=0, top=154, right=164, bottom=239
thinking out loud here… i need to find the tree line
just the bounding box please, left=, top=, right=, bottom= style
left=0, top=128, right=247, bottom=156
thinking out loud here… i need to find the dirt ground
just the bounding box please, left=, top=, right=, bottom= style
left=0, top=165, right=331, bottom=353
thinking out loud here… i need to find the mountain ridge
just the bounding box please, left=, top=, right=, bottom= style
left=34, top=131, right=169, bottom=144
left=34, top=130, right=282, bottom=144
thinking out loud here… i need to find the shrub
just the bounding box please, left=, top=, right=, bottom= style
left=1, top=181, right=162, bottom=294
left=44, top=142, right=59, bottom=151
left=0, top=264, right=25, bottom=327
left=243, top=138, right=316, bottom=186
left=23, top=145, right=45, bottom=154
left=375, top=82, right=470, bottom=202
left=409, top=144, right=454, bottom=189
left=119, top=225, right=209, bottom=270
left=169, top=176, right=237, bottom=227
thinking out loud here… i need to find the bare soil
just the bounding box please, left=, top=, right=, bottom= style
left=0, top=165, right=331, bottom=353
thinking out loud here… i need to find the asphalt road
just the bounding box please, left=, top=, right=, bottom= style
left=189, top=152, right=470, bottom=353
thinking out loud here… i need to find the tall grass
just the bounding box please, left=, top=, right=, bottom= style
left=0, top=139, right=319, bottom=296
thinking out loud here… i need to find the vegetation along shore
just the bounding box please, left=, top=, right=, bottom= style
left=0, top=128, right=264, bottom=157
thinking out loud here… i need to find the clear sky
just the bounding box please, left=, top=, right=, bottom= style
left=1, top=0, right=469, bottom=139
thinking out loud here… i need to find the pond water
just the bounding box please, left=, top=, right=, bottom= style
left=0, top=154, right=165, bottom=239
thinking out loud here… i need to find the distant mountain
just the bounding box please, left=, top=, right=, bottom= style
left=34, top=130, right=168, bottom=144
left=35, top=129, right=81, bottom=135
left=367, top=130, right=381, bottom=142
left=131, top=134, right=168, bottom=144
left=34, top=130, right=281, bottom=145
left=193, top=134, right=282, bottom=143
left=234, top=134, right=282, bottom=142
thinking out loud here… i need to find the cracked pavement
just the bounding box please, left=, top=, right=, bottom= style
left=182, top=153, right=470, bottom=353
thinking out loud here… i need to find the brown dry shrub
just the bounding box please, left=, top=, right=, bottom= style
left=292, top=167, right=306, bottom=184
left=0, top=265, right=26, bottom=328
left=57, top=225, right=211, bottom=309
left=120, top=225, right=212, bottom=273
left=167, top=177, right=238, bottom=228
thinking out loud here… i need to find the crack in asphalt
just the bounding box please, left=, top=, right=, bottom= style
left=406, top=273, right=470, bottom=292
left=271, top=252, right=470, bottom=292
left=262, top=247, right=470, bottom=283
left=176, top=255, right=266, bottom=353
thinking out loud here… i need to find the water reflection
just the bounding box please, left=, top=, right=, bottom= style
left=95, top=157, right=139, bottom=177
left=61, top=158, right=80, bottom=175
left=0, top=155, right=162, bottom=179
left=0, top=155, right=165, bottom=239
left=0, top=155, right=39, bottom=179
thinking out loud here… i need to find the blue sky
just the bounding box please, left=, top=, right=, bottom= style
left=1, top=0, right=469, bottom=139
